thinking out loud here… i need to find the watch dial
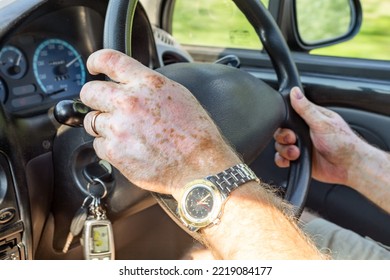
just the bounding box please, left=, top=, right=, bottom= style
left=185, top=186, right=214, bottom=220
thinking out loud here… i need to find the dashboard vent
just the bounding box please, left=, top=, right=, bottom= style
left=153, top=27, right=193, bottom=66
left=153, top=28, right=175, bottom=46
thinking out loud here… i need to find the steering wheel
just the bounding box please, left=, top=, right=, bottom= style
left=50, top=0, right=312, bottom=249
left=102, top=0, right=312, bottom=223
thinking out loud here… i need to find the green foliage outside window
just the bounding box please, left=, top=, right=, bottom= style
left=172, top=0, right=390, bottom=61
left=312, top=0, right=390, bottom=60
left=172, top=0, right=268, bottom=49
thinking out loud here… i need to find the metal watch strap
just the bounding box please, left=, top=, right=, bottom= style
left=206, top=163, right=259, bottom=195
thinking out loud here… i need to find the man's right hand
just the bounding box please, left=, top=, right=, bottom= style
left=80, top=49, right=241, bottom=200
left=274, top=87, right=367, bottom=186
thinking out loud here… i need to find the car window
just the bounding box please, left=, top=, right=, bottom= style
left=308, top=0, right=390, bottom=61
left=172, top=0, right=390, bottom=62
left=172, top=0, right=269, bottom=49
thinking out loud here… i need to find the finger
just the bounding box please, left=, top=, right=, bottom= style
left=273, top=128, right=297, bottom=145
left=87, top=49, right=147, bottom=83
left=290, top=87, right=327, bottom=127
left=274, top=142, right=301, bottom=161
left=84, top=111, right=110, bottom=138
left=80, top=80, right=120, bottom=112
left=274, top=152, right=290, bottom=168
left=93, top=137, right=108, bottom=162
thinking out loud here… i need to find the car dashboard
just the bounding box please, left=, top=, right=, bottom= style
left=0, top=0, right=194, bottom=260
left=2, top=0, right=390, bottom=262
left=0, top=4, right=106, bottom=116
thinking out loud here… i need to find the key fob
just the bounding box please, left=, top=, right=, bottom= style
left=81, top=218, right=115, bottom=260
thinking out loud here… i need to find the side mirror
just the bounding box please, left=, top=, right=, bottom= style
left=293, top=0, right=362, bottom=50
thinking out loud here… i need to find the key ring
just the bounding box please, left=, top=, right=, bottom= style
left=81, top=195, right=93, bottom=208
left=86, top=178, right=108, bottom=199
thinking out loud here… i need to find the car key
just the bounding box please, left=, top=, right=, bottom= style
left=53, top=99, right=91, bottom=127
left=62, top=196, right=91, bottom=253
left=81, top=194, right=115, bottom=260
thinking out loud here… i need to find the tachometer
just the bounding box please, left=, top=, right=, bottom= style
left=33, top=38, right=86, bottom=96
left=0, top=45, right=28, bottom=80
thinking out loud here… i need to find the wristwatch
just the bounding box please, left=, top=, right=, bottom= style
left=177, top=163, right=259, bottom=232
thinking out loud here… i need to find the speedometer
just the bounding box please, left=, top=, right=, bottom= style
left=33, top=39, right=86, bottom=96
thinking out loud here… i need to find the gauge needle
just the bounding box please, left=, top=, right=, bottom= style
left=15, top=53, right=22, bottom=66
left=197, top=194, right=211, bottom=205
left=66, top=55, right=81, bottom=68
left=47, top=88, right=66, bottom=96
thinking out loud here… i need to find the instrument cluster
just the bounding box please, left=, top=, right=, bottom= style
left=0, top=35, right=87, bottom=114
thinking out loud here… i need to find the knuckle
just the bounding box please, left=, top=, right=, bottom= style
left=93, top=139, right=104, bottom=158
left=287, top=146, right=296, bottom=159
left=273, top=131, right=280, bottom=140
left=273, top=128, right=283, bottom=140
left=79, top=81, right=92, bottom=100
left=99, top=49, right=122, bottom=67
left=91, top=49, right=131, bottom=81
left=80, top=81, right=100, bottom=103
left=83, top=112, right=93, bottom=128
left=275, top=153, right=289, bottom=168
left=105, top=144, right=117, bottom=163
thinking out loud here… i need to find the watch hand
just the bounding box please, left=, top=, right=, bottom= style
left=199, top=204, right=210, bottom=211
left=197, top=194, right=211, bottom=205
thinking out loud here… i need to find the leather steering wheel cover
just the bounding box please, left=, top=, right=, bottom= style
left=103, top=0, right=136, bottom=55
left=103, top=0, right=312, bottom=216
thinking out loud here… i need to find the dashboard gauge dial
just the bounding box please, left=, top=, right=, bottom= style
left=0, top=45, right=28, bottom=79
left=33, top=38, right=86, bottom=96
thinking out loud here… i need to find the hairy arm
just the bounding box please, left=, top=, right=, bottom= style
left=199, top=182, right=323, bottom=259
left=348, top=141, right=390, bottom=213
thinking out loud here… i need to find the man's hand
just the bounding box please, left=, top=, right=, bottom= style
left=80, top=49, right=241, bottom=199
left=274, top=87, right=366, bottom=186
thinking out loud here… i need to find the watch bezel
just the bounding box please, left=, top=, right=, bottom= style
left=178, top=179, right=224, bottom=230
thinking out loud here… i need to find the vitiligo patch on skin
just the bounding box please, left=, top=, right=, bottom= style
left=81, top=50, right=240, bottom=197
left=146, top=74, right=166, bottom=89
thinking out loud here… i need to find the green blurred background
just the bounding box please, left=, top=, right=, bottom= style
left=172, top=0, right=390, bottom=61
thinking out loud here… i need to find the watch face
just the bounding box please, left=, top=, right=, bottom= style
left=179, top=180, right=223, bottom=229
left=185, top=186, right=214, bottom=220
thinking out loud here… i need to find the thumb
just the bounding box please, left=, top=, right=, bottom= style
left=290, top=87, right=322, bottom=127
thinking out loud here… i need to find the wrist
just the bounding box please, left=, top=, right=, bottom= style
left=175, top=162, right=259, bottom=233
left=171, top=149, right=242, bottom=201
left=200, top=181, right=323, bottom=259
left=344, top=140, right=390, bottom=213
left=346, top=139, right=383, bottom=189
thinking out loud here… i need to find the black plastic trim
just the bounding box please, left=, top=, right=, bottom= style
left=285, top=0, right=363, bottom=51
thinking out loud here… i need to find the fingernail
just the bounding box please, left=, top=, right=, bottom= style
left=292, top=87, right=304, bottom=100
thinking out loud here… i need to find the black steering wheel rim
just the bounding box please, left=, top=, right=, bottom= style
left=103, top=0, right=312, bottom=217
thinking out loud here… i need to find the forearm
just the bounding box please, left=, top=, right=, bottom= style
left=348, top=141, right=390, bottom=213
left=201, top=182, right=325, bottom=259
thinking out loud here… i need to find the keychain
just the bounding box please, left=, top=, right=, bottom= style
left=63, top=178, right=115, bottom=260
